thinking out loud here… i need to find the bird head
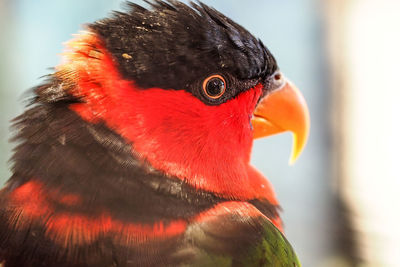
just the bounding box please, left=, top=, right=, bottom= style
left=56, top=1, right=309, bottom=200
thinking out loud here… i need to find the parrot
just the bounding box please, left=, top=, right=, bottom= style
left=0, top=1, right=310, bottom=266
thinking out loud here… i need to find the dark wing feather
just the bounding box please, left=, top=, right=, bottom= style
left=171, top=202, right=300, bottom=267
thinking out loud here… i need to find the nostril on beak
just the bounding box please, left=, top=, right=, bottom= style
left=270, top=71, right=285, bottom=91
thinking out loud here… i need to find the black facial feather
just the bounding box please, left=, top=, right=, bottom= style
left=90, top=0, right=278, bottom=104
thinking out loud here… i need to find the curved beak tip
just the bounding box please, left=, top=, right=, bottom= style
left=289, top=132, right=308, bottom=165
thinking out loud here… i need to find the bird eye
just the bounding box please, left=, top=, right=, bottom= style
left=202, top=75, right=226, bottom=99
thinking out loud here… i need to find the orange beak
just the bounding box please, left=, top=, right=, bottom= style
left=251, top=80, right=310, bottom=164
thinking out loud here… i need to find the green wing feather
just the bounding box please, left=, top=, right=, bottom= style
left=239, top=219, right=301, bottom=267
left=174, top=204, right=301, bottom=267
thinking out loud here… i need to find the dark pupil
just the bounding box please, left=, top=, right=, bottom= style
left=206, top=78, right=224, bottom=96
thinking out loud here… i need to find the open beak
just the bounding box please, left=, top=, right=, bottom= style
left=251, top=80, right=310, bottom=164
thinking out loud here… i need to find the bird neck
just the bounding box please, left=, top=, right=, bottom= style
left=58, top=33, right=278, bottom=203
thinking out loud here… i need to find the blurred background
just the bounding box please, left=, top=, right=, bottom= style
left=0, top=0, right=399, bottom=266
